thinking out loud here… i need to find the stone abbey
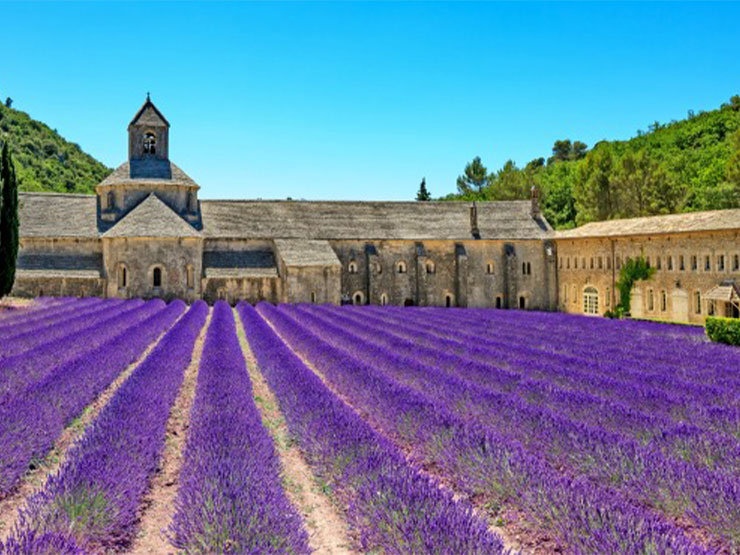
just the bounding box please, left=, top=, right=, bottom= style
left=12, top=98, right=740, bottom=323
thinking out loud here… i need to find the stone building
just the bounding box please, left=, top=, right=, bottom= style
left=13, top=97, right=739, bottom=322
left=555, top=211, right=740, bottom=323
left=12, top=98, right=558, bottom=309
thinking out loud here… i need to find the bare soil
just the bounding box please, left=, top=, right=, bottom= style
left=129, top=310, right=211, bottom=554
left=0, top=311, right=183, bottom=543
left=235, top=310, right=353, bottom=554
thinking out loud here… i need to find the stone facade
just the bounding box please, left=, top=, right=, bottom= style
left=556, top=221, right=740, bottom=323
left=11, top=97, right=739, bottom=323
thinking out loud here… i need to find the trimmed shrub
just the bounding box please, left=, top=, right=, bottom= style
left=706, top=316, right=740, bottom=346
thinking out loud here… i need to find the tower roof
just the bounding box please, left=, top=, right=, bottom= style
left=128, top=95, right=170, bottom=129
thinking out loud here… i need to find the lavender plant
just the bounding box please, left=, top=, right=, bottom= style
left=169, top=301, right=309, bottom=554
left=3, top=301, right=208, bottom=551
left=240, top=302, right=504, bottom=554
left=0, top=299, right=185, bottom=497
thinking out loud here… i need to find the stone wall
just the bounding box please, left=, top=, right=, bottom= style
left=329, top=239, right=556, bottom=309
left=103, top=236, right=203, bottom=302
left=555, top=230, right=740, bottom=323
left=201, top=276, right=281, bottom=305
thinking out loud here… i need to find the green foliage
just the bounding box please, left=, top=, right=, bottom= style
left=443, top=95, right=740, bottom=229
left=706, top=316, right=740, bottom=346
left=0, top=103, right=110, bottom=194
left=415, top=177, right=431, bottom=201
left=615, top=257, right=655, bottom=316
left=0, top=141, right=19, bottom=298
left=456, top=156, right=488, bottom=195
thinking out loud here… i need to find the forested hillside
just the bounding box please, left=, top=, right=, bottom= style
left=0, top=101, right=110, bottom=194
left=443, top=95, right=740, bottom=229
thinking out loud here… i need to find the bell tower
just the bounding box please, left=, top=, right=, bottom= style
left=128, top=93, right=170, bottom=161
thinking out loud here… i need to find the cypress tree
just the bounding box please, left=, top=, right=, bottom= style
left=416, top=177, right=431, bottom=201
left=0, top=141, right=19, bottom=298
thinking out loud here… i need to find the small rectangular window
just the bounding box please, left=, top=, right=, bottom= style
left=598, top=256, right=603, bottom=270
left=607, top=257, right=612, bottom=270
left=648, top=289, right=654, bottom=311
left=590, top=258, right=594, bottom=269
left=616, top=256, right=622, bottom=269
left=691, top=255, right=697, bottom=271
left=680, top=255, right=685, bottom=271
left=667, top=256, right=673, bottom=271
left=660, top=290, right=667, bottom=312
left=718, top=254, right=725, bottom=271
left=705, top=255, right=711, bottom=271
left=656, top=257, right=662, bottom=270
left=646, top=256, right=651, bottom=269
left=734, top=254, right=739, bottom=271
left=695, top=291, right=702, bottom=314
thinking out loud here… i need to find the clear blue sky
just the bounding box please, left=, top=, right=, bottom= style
left=1, top=2, right=739, bottom=200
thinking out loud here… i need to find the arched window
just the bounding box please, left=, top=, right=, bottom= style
left=153, top=267, right=162, bottom=288
left=107, top=191, right=116, bottom=211
left=348, top=261, right=358, bottom=274
left=426, top=261, right=435, bottom=274
left=118, top=264, right=127, bottom=289
left=522, top=262, right=527, bottom=275
left=143, top=132, right=156, bottom=154
left=495, top=296, right=502, bottom=309
left=352, top=291, right=364, bottom=305
left=694, top=290, right=702, bottom=314
left=396, top=261, right=407, bottom=274
left=647, top=288, right=655, bottom=311
left=526, top=262, right=532, bottom=275
left=311, top=291, right=317, bottom=303
left=519, top=296, right=526, bottom=309
left=583, top=286, right=599, bottom=315
left=660, top=290, right=667, bottom=312
left=445, top=293, right=453, bottom=308
left=486, top=262, right=495, bottom=275
left=186, top=265, right=195, bottom=289
left=380, top=293, right=388, bottom=306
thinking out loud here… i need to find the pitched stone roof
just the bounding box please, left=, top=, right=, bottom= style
left=18, top=253, right=102, bottom=271
left=19, top=192, right=98, bottom=238
left=97, top=161, right=198, bottom=189
left=16, top=269, right=101, bottom=279
left=556, top=209, right=740, bottom=239
left=200, top=200, right=550, bottom=240
left=204, top=267, right=278, bottom=279
left=129, top=98, right=170, bottom=128
left=274, top=239, right=341, bottom=267
left=703, top=281, right=740, bottom=303
left=102, top=194, right=201, bottom=238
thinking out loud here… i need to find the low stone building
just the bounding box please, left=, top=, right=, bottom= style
left=13, top=98, right=558, bottom=309
left=14, top=97, right=739, bottom=323
left=555, top=211, right=740, bottom=323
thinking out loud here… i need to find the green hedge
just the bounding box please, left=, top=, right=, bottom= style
left=706, top=316, right=740, bottom=346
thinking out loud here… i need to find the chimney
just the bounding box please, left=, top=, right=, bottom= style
left=531, top=185, right=540, bottom=218
left=470, top=202, right=480, bottom=238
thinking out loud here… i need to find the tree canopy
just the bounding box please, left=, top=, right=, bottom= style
left=442, top=95, right=740, bottom=229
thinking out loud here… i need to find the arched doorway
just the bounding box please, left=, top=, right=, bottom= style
left=404, top=298, right=414, bottom=307
left=153, top=267, right=162, bottom=288
left=352, top=291, right=364, bottom=305
left=583, top=286, right=599, bottom=315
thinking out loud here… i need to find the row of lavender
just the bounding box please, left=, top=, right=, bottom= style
left=313, top=304, right=740, bottom=550
left=259, top=303, right=714, bottom=552
left=0, top=299, right=185, bottom=496
left=3, top=301, right=208, bottom=552
left=239, top=302, right=504, bottom=553
left=169, top=301, right=308, bottom=553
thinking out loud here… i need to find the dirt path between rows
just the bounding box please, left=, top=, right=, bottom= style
left=256, top=309, right=531, bottom=554
left=235, top=310, right=353, bottom=554
left=129, top=310, right=211, bottom=554
left=0, top=310, right=186, bottom=543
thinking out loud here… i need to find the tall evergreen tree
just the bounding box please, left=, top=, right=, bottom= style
left=416, top=177, right=431, bottom=201
left=0, top=142, right=19, bottom=298
left=456, top=156, right=488, bottom=195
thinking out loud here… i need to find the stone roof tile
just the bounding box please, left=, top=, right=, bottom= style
left=97, top=161, right=198, bottom=189
left=274, top=239, right=341, bottom=267
left=101, top=194, right=201, bottom=238
left=200, top=200, right=551, bottom=240
left=556, top=209, right=740, bottom=239
left=19, top=192, right=98, bottom=238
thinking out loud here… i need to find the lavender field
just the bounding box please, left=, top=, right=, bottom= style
left=0, top=297, right=738, bottom=553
